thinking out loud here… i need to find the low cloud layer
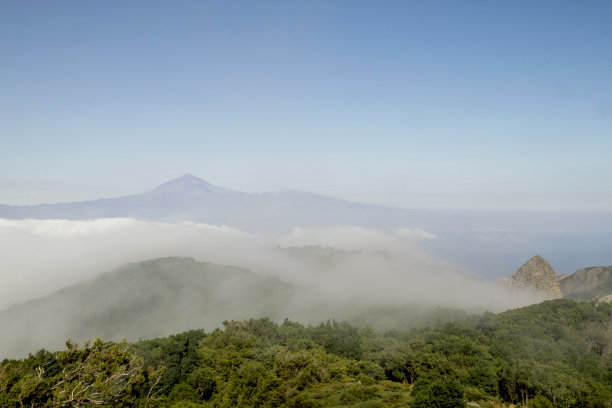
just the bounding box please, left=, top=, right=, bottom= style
left=0, top=218, right=541, bottom=313
left=0, top=218, right=263, bottom=309
left=394, top=227, right=439, bottom=241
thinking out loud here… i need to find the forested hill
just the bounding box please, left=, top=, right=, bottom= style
left=0, top=257, right=299, bottom=358
left=1, top=299, right=610, bottom=407
left=0, top=257, right=472, bottom=359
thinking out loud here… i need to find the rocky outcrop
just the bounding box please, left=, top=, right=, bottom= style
left=557, top=273, right=570, bottom=281
left=508, top=255, right=563, bottom=299
left=560, top=266, right=612, bottom=301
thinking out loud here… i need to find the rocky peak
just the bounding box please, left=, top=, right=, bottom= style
left=509, top=255, right=563, bottom=299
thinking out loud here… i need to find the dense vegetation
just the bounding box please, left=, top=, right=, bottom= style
left=1, top=299, right=610, bottom=407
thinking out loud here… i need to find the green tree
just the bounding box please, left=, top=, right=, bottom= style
left=412, top=376, right=466, bottom=408
left=51, top=339, right=144, bottom=407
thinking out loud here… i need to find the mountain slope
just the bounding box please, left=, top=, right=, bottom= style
left=0, top=255, right=496, bottom=359
left=0, top=257, right=304, bottom=358
left=561, top=266, right=612, bottom=301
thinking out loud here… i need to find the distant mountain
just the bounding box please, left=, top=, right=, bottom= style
left=0, top=174, right=413, bottom=231
left=560, top=266, right=612, bottom=301
left=153, top=173, right=231, bottom=194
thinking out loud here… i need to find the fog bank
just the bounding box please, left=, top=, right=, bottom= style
left=0, top=218, right=542, bottom=312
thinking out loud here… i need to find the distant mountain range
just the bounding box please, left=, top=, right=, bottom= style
left=1, top=174, right=611, bottom=277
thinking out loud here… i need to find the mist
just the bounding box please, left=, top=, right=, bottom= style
left=0, top=218, right=542, bottom=313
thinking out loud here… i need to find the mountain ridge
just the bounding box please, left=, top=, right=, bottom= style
left=0, top=174, right=408, bottom=227
left=561, top=266, right=612, bottom=301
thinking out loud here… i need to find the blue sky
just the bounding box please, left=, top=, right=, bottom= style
left=1, top=1, right=611, bottom=210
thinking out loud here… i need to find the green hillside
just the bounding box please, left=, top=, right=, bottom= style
left=0, top=257, right=480, bottom=359
left=1, top=299, right=610, bottom=407
left=0, top=257, right=299, bottom=357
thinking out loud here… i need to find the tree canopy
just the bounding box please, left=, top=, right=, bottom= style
left=1, top=299, right=610, bottom=407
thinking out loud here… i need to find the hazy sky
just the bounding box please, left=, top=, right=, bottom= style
left=1, top=1, right=611, bottom=210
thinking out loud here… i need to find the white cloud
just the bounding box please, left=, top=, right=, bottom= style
left=0, top=218, right=267, bottom=309
left=506, top=233, right=525, bottom=243
left=0, top=218, right=135, bottom=237
left=282, top=225, right=403, bottom=250
left=394, top=227, right=438, bottom=240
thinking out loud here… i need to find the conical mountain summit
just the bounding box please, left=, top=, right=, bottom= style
left=509, top=255, right=563, bottom=299
left=152, top=174, right=223, bottom=194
